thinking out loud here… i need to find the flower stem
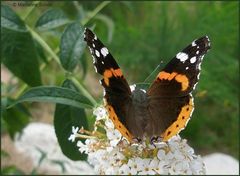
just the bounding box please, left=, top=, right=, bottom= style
left=22, top=1, right=39, bottom=20
left=82, top=1, right=111, bottom=25
left=76, top=134, right=96, bottom=139
left=27, top=26, right=61, bottom=65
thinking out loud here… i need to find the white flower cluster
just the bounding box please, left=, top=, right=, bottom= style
left=69, top=106, right=206, bottom=175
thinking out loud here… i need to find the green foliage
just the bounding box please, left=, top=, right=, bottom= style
left=1, top=4, right=26, bottom=32
left=60, top=23, right=86, bottom=71
left=54, top=79, right=88, bottom=161
left=35, top=8, right=70, bottom=31
left=11, top=86, right=94, bottom=109
left=1, top=98, right=30, bottom=138
left=1, top=5, right=42, bottom=86
left=1, top=2, right=103, bottom=162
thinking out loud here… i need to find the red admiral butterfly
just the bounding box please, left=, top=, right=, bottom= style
left=84, top=28, right=210, bottom=143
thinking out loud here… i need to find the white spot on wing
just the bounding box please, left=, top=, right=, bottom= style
left=186, top=67, right=189, bottom=70
left=101, top=61, right=104, bottom=64
left=94, top=66, right=98, bottom=73
left=89, top=47, right=93, bottom=54
left=192, top=83, right=198, bottom=90
left=93, top=43, right=95, bottom=48
left=196, top=50, right=199, bottom=54
left=140, top=89, right=146, bottom=93
left=198, top=63, right=202, bottom=70
left=101, top=47, right=109, bottom=57
left=130, top=84, right=136, bottom=92
left=192, top=41, right=196, bottom=46
left=190, top=56, right=196, bottom=63
left=189, top=107, right=194, bottom=118
left=197, top=73, right=200, bottom=80
left=206, top=36, right=210, bottom=46
left=91, top=56, right=96, bottom=63
left=94, top=34, right=97, bottom=40
left=176, top=52, right=189, bottom=62
left=95, top=50, right=100, bottom=57
left=190, top=93, right=195, bottom=106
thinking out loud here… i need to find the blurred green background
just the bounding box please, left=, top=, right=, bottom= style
left=2, top=1, right=239, bottom=161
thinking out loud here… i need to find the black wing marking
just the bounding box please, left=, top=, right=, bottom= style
left=147, top=36, right=211, bottom=97
left=84, top=28, right=133, bottom=141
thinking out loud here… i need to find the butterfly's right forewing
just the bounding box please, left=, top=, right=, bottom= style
left=84, top=28, right=133, bottom=141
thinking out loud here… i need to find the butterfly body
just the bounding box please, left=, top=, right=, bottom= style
left=84, top=28, right=210, bottom=143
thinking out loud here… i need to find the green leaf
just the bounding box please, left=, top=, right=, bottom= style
left=60, top=22, right=86, bottom=71
left=10, top=86, right=94, bottom=109
left=54, top=79, right=88, bottom=161
left=35, top=8, right=70, bottom=31
left=1, top=28, right=42, bottom=86
left=1, top=4, right=27, bottom=32
left=1, top=5, right=41, bottom=86
left=33, top=39, right=48, bottom=64
left=1, top=98, right=30, bottom=139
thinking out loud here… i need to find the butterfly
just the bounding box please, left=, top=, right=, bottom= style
left=84, top=28, right=210, bottom=143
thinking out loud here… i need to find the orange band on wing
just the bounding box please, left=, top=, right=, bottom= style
left=157, top=71, right=189, bottom=91
left=161, top=97, right=194, bottom=141
left=105, top=104, right=133, bottom=142
left=175, top=74, right=189, bottom=91
left=103, top=68, right=123, bottom=86
left=158, top=71, right=170, bottom=80
left=103, top=70, right=112, bottom=86
left=112, top=68, right=123, bottom=77
left=158, top=71, right=178, bottom=81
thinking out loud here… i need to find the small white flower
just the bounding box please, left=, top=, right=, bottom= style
left=138, top=158, right=156, bottom=175
left=105, top=119, right=115, bottom=129
left=107, top=129, right=122, bottom=147
left=68, top=126, right=79, bottom=142
left=119, top=164, right=131, bottom=175
left=77, top=140, right=88, bottom=153
left=93, top=106, right=108, bottom=121
left=105, top=166, right=116, bottom=175
left=157, top=149, right=166, bottom=160
left=127, top=159, right=138, bottom=175
left=190, top=155, right=205, bottom=174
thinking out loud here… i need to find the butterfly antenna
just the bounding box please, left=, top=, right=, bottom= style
left=143, top=60, right=163, bottom=83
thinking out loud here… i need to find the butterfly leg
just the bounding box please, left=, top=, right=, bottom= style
left=150, top=136, right=163, bottom=147
left=132, top=137, right=142, bottom=143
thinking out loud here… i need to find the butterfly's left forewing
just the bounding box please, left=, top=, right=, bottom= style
left=148, top=36, right=210, bottom=97
left=84, top=28, right=133, bottom=141
left=147, top=36, right=210, bottom=141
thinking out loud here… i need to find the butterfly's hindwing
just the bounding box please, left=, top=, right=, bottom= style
left=146, top=94, right=194, bottom=141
